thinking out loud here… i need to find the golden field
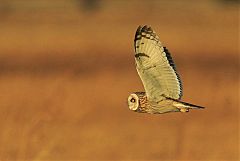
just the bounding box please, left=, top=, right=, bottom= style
left=0, top=0, right=239, bottom=160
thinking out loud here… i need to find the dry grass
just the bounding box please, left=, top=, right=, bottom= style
left=0, top=61, right=238, bottom=160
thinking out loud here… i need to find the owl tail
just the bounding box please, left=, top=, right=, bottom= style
left=171, top=99, right=205, bottom=112
left=178, top=100, right=205, bottom=109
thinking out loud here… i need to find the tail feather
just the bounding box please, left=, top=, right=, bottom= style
left=167, top=97, right=205, bottom=109
left=177, top=100, right=205, bottom=109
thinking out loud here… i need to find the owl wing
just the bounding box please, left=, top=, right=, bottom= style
left=134, top=25, right=182, bottom=102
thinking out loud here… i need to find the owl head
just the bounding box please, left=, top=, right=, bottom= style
left=127, top=93, right=139, bottom=111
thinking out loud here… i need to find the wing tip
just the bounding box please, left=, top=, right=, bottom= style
left=139, top=25, right=153, bottom=32
left=135, top=25, right=154, bottom=38
left=134, top=25, right=158, bottom=47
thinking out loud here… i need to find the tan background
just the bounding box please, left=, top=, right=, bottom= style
left=0, top=0, right=239, bottom=160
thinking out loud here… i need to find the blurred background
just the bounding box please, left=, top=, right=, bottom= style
left=0, top=0, right=239, bottom=160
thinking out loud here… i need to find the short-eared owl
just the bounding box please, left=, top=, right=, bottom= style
left=127, top=25, right=204, bottom=114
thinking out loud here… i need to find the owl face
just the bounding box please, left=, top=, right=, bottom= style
left=127, top=93, right=139, bottom=111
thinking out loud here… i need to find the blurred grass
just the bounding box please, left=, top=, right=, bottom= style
left=0, top=0, right=239, bottom=160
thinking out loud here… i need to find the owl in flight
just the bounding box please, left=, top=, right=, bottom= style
left=127, top=25, right=204, bottom=114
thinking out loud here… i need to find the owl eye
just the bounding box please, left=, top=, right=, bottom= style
left=130, top=98, right=136, bottom=103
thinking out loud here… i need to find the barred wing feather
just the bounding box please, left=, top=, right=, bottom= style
left=134, top=25, right=182, bottom=102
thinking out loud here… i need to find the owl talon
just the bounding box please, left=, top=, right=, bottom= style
left=179, top=108, right=189, bottom=113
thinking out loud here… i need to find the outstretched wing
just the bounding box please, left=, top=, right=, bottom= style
left=134, top=25, right=182, bottom=102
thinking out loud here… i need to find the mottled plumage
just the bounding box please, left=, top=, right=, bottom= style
left=127, top=25, right=204, bottom=114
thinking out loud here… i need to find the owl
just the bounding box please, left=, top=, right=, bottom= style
left=127, top=25, right=204, bottom=114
